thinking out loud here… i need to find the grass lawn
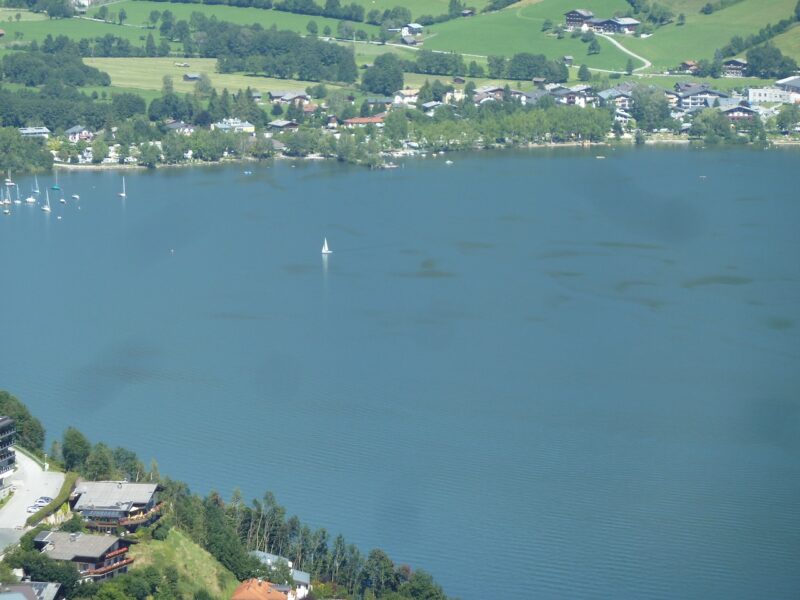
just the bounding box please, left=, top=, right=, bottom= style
left=0, top=8, right=47, bottom=22
left=129, top=529, right=239, bottom=598
left=0, top=15, right=154, bottom=46
left=84, top=56, right=350, bottom=96
left=624, top=0, right=799, bottom=70
left=771, top=22, right=800, bottom=63
left=339, top=40, right=418, bottom=66
left=89, top=1, right=378, bottom=36
left=631, top=73, right=770, bottom=91
left=344, top=0, right=490, bottom=21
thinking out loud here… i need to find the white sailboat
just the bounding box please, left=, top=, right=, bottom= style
left=33, top=176, right=40, bottom=195
left=41, top=190, right=52, bottom=213
left=13, top=185, right=22, bottom=204
left=118, top=177, right=126, bottom=198
left=25, top=185, right=37, bottom=204
left=71, top=194, right=80, bottom=200
left=321, top=238, right=332, bottom=255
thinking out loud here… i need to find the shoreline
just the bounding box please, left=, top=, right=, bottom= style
left=47, top=137, right=800, bottom=173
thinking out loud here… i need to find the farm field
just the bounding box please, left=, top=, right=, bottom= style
left=337, top=40, right=419, bottom=65
left=0, top=13, right=153, bottom=46
left=88, top=1, right=378, bottom=36
left=344, top=0, right=490, bottom=20
left=83, top=56, right=346, bottom=96
left=623, top=0, right=799, bottom=69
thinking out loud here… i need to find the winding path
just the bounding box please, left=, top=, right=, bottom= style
left=597, top=33, right=652, bottom=72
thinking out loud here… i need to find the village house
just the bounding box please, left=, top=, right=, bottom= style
left=599, top=87, right=634, bottom=110
left=721, top=103, right=757, bottom=120
left=0, top=417, right=14, bottom=488
left=64, top=125, right=93, bottom=144
left=551, top=85, right=598, bottom=108
left=343, top=114, right=386, bottom=128
left=405, top=23, right=424, bottom=35
left=34, top=531, right=134, bottom=582
left=269, top=91, right=310, bottom=105
left=231, top=579, right=287, bottom=600
left=70, top=481, right=161, bottom=531
left=250, top=90, right=263, bottom=103
left=0, top=582, right=61, bottom=600
left=394, top=88, right=420, bottom=105
left=365, top=97, right=393, bottom=110
left=602, top=17, right=640, bottom=34
left=722, top=58, right=747, bottom=78
left=674, top=83, right=728, bottom=109
left=268, top=120, right=299, bottom=131
left=250, top=552, right=311, bottom=600
left=212, top=118, right=256, bottom=134
left=18, top=127, right=51, bottom=139
left=461, top=9, right=474, bottom=17
left=562, top=55, right=574, bottom=66
left=678, top=60, right=699, bottom=74
left=165, top=120, right=196, bottom=136
left=182, top=73, right=201, bottom=82
left=747, top=87, right=792, bottom=104
left=401, top=35, right=418, bottom=46
left=421, top=100, right=442, bottom=115
left=564, top=9, right=594, bottom=29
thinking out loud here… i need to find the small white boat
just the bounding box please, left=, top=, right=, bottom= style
left=59, top=196, right=66, bottom=204
left=321, top=238, right=332, bottom=255
left=595, top=155, right=606, bottom=159
left=25, top=192, right=36, bottom=204
left=118, top=176, right=126, bottom=198
left=445, top=160, right=454, bottom=165
left=2, top=208, right=9, bottom=216
left=71, top=194, right=80, bottom=200
left=41, top=190, right=52, bottom=213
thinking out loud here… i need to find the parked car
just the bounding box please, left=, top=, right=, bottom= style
left=26, top=506, right=40, bottom=513
left=37, top=496, right=53, bottom=503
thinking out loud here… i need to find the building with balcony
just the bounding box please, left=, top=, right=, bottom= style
left=71, top=481, right=160, bottom=531
left=34, top=531, right=133, bottom=582
left=0, top=417, right=15, bottom=487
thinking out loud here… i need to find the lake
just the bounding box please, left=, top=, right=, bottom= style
left=1, top=147, right=799, bottom=599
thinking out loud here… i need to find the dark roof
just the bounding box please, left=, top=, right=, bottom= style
left=565, top=9, right=593, bottom=17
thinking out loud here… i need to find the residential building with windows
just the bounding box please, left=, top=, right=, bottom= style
left=34, top=531, right=133, bottom=582
left=70, top=481, right=160, bottom=531
left=564, top=9, right=594, bottom=28
left=0, top=417, right=15, bottom=487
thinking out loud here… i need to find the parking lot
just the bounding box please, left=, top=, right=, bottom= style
left=0, top=451, right=65, bottom=551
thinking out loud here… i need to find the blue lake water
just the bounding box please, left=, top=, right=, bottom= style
left=1, top=147, right=799, bottom=599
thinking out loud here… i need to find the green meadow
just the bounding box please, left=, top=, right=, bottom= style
left=88, top=1, right=379, bottom=36
left=771, top=23, right=800, bottom=63
left=623, top=0, right=799, bottom=70
left=83, top=56, right=346, bottom=95
left=347, top=0, right=490, bottom=20
left=0, top=14, right=150, bottom=45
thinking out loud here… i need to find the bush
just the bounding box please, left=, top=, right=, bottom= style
left=26, top=472, right=79, bottom=527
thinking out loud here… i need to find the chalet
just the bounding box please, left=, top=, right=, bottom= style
left=0, top=418, right=14, bottom=488
left=461, top=9, right=474, bottom=17
left=721, top=103, right=757, bottom=120
left=551, top=85, right=598, bottom=108
left=302, top=103, right=320, bottom=115
left=165, top=120, right=195, bottom=136
left=0, top=582, right=61, bottom=600
left=562, top=55, right=574, bottom=66
left=532, top=77, right=547, bottom=88
left=34, top=531, right=133, bottom=582
left=18, top=127, right=51, bottom=139
left=231, top=579, right=287, bottom=600
left=182, top=73, right=201, bottom=82
left=365, top=97, right=394, bottom=109
left=722, top=58, right=747, bottom=78
left=268, top=120, right=299, bottom=131
left=71, top=481, right=160, bottom=531
left=394, top=88, right=420, bottom=105
left=250, top=90, right=263, bottom=102
left=343, top=114, right=386, bottom=128
left=474, top=85, right=505, bottom=101
left=599, top=87, right=633, bottom=110
left=614, top=109, right=634, bottom=125
left=269, top=91, right=310, bottom=104
left=604, top=17, right=639, bottom=34
left=406, top=23, right=424, bottom=35
left=421, top=100, right=442, bottom=114
left=676, top=84, right=728, bottom=109
left=65, top=125, right=93, bottom=144
left=564, top=9, right=594, bottom=28
left=522, top=90, right=550, bottom=105
left=212, top=118, right=256, bottom=134
left=401, top=35, right=418, bottom=46
left=678, top=60, right=699, bottom=74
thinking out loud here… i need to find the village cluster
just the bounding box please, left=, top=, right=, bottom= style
left=0, top=419, right=311, bottom=600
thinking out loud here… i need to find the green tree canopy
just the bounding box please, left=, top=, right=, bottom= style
left=0, top=391, right=45, bottom=452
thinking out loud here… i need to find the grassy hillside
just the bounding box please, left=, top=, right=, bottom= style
left=88, top=1, right=379, bottom=35
left=129, top=529, right=240, bottom=599
left=623, top=0, right=798, bottom=69
left=771, top=22, right=800, bottom=63
left=84, top=56, right=341, bottom=95
left=0, top=14, right=153, bottom=45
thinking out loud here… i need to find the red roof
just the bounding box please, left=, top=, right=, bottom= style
left=231, top=580, right=287, bottom=600
left=344, top=113, right=386, bottom=125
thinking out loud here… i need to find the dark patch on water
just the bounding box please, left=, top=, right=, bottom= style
left=283, top=264, right=315, bottom=275
left=547, top=271, right=582, bottom=278
left=615, top=280, right=656, bottom=293
left=395, top=258, right=456, bottom=279
left=537, top=250, right=602, bottom=260
left=632, top=298, right=668, bottom=310
left=596, top=241, right=662, bottom=251
left=683, top=275, right=752, bottom=288
left=456, top=240, right=494, bottom=251
left=209, top=312, right=263, bottom=321
left=498, top=214, right=525, bottom=223
left=764, top=316, right=794, bottom=330
left=399, top=248, right=421, bottom=255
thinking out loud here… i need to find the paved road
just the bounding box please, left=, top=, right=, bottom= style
left=0, top=451, right=65, bottom=551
